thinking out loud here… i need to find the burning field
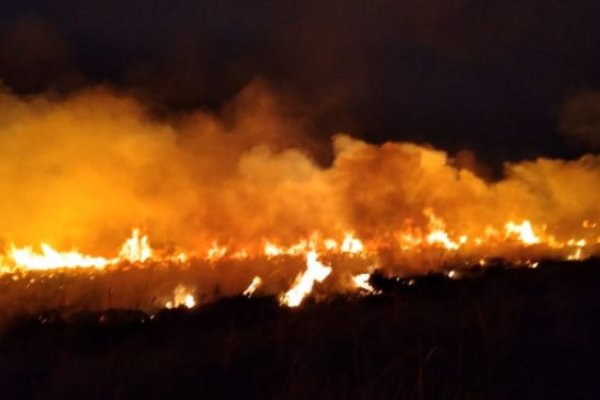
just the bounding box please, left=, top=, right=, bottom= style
left=1, top=2, right=600, bottom=398
left=0, top=86, right=598, bottom=323
left=0, top=86, right=599, bottom=399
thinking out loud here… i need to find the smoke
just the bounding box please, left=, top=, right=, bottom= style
left=1, top=1, right=600, bottom=164
left=560, top=91, right=600, bottom=150
left=0, top=2, right=599, bottom=319
left=332, top=135, right=600, bottom=248
left=0, top=16, right=81, bottom=92
left=0, top=82, right=321, bottom=252
left=0, top=83, right=598, bottom=266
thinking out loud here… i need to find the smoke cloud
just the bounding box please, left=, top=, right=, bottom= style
left=1, top=0, right=599, bottom=164
left=560, top=91, right=600, bottom=151
left=0, top=84, right=598, bottom=266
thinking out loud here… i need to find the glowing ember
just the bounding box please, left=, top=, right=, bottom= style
left=446, top=270, right=458, bottom=279
left=280, top=250, right=332, bottom=307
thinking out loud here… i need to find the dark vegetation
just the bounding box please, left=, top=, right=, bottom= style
left=1, top=259, right=599, bottom=399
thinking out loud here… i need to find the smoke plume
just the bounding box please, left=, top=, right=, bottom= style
left=0, top=84, right=598, bottom=266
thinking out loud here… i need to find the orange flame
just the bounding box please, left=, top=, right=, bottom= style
left=119, top=229, right=153, bottom=262
left=243, top=276, right=263, bottom=297
left=9, top=244, right=112, bottom=270
left=280, top=250, right=332, bottom=307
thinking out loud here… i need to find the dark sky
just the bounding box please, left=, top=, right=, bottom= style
left=1, top=0, right=599, bottom=166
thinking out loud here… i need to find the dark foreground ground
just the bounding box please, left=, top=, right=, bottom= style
left=1, top=259, right=599, bottom=400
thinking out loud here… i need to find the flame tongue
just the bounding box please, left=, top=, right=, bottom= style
left=280, top=250, right=332, bottom=307
left=119, top=229, right=153, bottom=262
left=352, top=273, right=375, bottom=293
left=505, top=221, right=540, bottom=245
left=243, top=276, right=263, bottom=297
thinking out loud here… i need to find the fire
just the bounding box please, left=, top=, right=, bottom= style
left=0, top=213, right=598, bottom=312
left=324, top=239, right=338, bottom=251
left=287, top=240, right=311, bottom=256
left=165, top=285, right=196, bottom=309
left=583, top=220, right=597, bottom=229
left=207, top=242, right=228, bottom=262
left=264, top=241, right=284, bottom=257
left=119, top=229, right=153, bottom=262
left=5, top=228, right=160, bottom=272
left=1, top=84, right=598, bottom=316
left=341, top=233, right=365, bottom=254
left=1, top=213, right=598, bottom=278
left=505, top=221, right=540, bottom=245
left=280, top=250, right=332, bottom=307
left=567, top=239, right=587, bottom=260
left=352, top=273, right=375, bottom=293
left=446, top=269, right=459, bottom=279
left=243, top=276, right=263, bottom=297
left=9, top=244, right=112, bottom=270
left=568, top=249, right=583, bottom=260
left=426, top=231, right=460, bottom=250
left=0, top=88, right=597, bottom=312
left=263, top=238, right=312, bottom=258
left=231, top=249, right=249, bottom=260
left=425, top=209, right=460, bottom=250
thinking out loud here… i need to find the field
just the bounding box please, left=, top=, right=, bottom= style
left=1, top=259, right=599, bottom=399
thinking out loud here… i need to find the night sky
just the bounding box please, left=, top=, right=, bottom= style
left=1, top=0, right=599, bottom=167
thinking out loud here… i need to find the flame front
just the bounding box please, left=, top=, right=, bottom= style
left=0, top=212, right=597, bottom=315
left=9, top=244, right=112, bottom=271
left=5, top=229, right=156, bottom=272
left=1, top=213, right=597, bottom=277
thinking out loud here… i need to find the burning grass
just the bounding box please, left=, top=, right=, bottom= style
left=0, top=212, right=597, bottom=324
